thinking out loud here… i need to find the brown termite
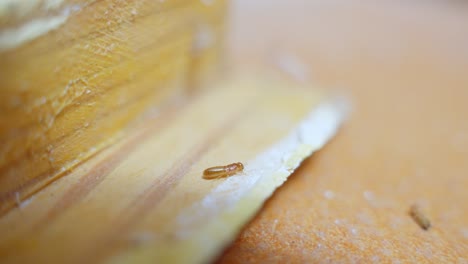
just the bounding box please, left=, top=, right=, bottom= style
left=409, top=204, right=431, bottom=230
left=203, top=162, right=244, bottom=180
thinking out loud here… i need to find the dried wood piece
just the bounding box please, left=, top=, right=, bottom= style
left=0, top=75, right=345, bottom=263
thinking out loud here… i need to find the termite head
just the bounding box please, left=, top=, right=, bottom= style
left=226, top=162, right=244, bottom=173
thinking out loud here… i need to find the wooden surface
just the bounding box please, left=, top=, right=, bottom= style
left=0, top=76, right=343, bottom=264
left=219, top=0, right=468, bottom=263
left=0, top=0, right=227, bottom=213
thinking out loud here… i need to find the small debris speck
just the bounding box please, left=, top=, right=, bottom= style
left=409, top=204, right=431, bottom=230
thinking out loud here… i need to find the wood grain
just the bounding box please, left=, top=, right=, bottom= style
left=0, top=76, right=339, bottom=263
left=0, top=0, right=227, bottom=213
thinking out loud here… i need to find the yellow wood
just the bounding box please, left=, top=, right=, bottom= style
left=0, top=0, right=227, bottom=212
left=0, top=75, right=343, bottom=263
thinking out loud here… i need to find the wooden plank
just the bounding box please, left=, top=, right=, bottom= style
left=0, top=75, right=344, bottom=263
left=0, top=0, right=227, bottom=212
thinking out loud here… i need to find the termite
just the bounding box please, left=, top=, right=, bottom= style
left=203, top=162, right=244, bottom=180
left=409, top=204, right=431, bottom=230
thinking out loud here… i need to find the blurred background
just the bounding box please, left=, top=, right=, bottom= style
left=219, top=0, right=468, bottom=262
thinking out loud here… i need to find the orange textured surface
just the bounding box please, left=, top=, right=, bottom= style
left=219, top=0, right=468, bottom=263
